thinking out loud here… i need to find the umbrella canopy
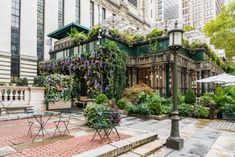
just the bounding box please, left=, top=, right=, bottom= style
left=195, top=73, right=235, bottom=84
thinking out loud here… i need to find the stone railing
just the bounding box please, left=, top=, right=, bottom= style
left=0, top=86, right=45, bottom=112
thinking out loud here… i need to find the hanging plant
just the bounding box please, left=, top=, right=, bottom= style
left=146, top=29, right=163, bottom=52
left=39, top=41, right=127, bottom=100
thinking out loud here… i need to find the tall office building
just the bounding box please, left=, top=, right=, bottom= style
left=0, top=0, right=153, bottom=83
left=182, top=0, right=224, bottom=29
left=156, top=0, right=181, bottom=21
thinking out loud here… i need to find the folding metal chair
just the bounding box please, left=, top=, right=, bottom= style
left=26, top=109, right=35, bottom=137
left=53, top=110, right=72, bottom=137
left=91, top=112, right=112, bottom=143
left=103, top=110, right=121, bottom=139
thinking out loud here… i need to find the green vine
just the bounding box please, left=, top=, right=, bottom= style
left=146, top=29, right=163, bottom=52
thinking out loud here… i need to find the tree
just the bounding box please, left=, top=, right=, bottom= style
left=203, top=2, right=235, bottom=61
left=183, top=25, right=195, bottom=32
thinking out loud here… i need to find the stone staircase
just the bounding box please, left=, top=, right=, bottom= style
left=74, top=133, right=159, bottom=157
left=118, top=139, right=165, bottom=157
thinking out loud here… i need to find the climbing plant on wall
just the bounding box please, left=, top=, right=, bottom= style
left=39, top=41, right=127, bottom=100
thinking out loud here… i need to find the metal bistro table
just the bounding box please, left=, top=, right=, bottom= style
left=31, top=111, right=54, bottom=141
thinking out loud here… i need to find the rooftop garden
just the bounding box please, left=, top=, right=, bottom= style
left=48, top=26, right=226, bottom=70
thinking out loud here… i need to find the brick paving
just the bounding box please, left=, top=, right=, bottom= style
left=0, top=117, right=128, bottom=157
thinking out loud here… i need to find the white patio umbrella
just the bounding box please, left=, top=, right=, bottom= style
left=195, top=73, right=235, bottom=84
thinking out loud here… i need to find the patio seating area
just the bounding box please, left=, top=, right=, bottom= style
left=0, top=111, right=128, bottom=157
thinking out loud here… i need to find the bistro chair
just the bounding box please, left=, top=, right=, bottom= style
left=26, top=109, right=36, bottom=137
left=102, top=110, right=121, bottom=139
left=91, top=111, right=112, bottom=143
left=53, top=110, right=72, bottom=137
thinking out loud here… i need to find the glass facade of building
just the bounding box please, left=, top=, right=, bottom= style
left=76, top=0, right=80, bottom=24
left=11, top=0, right=21, bottom=82
left=58, top=0, right=64, bottom=28
left=37, top=0, right=44, bottom=61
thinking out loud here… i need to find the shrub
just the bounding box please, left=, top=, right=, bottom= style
left=221, top=103, right=235, bottom=115
left=137, top=103, right=150, bottom=116
left=16, top=78, right=28, bottom=86
left=138, top=91, right=147, bottom=104
left=184, top=88, right=196, bottom=104
left=125, top=103, right=138, bottom=115
left=193, top=105, right=209, bottom=118
left=200, top=92, right=215, bottom=107
left=122, top=83, right=153, bottom=104
left=84, top=102, right=108, bottom=127
left=117, top=98, right=128, bottom=109
left=178, top=103, right=192, bottom=117
left=33, top=75, right=46, bottom=87
left=125, top=103, right=150, bottom=116
left=146, top=92, right=162, bottom=115
left=161, top=98, right=173, bottom=114
left=95, top=93, right=108, bottom=104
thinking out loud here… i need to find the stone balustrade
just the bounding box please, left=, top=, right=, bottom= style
left=0, top=86, right=45, bottom=112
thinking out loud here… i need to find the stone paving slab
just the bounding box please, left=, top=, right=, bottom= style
left=206, top=148, right=235, bottom=157
left=211, top=136, right=235, bottom=153
left=0, top=146, right=17, bottom=156
left=166, top=136, right=216, bottom=157
left=192, top=129, right=220, bottom=140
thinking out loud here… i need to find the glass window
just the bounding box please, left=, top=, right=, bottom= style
left=58, top=0, right=64, bottom=28
left=90, top=1, right=94, bottom=27
left=76, top=0, right=80, bottom=23
left=102, top=7, right=106, bottom=20
left=37, top=0, right=44, bottom=61
left=128, top=0, right=137, bottom=7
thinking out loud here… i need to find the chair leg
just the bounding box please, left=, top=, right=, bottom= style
left=114, top=126, right=120, bottom=138
left=63, top=121, right=70, bottom=135
left=53, top=122, right=61, bottom=137
left=27, top=122, right=33, bottom=137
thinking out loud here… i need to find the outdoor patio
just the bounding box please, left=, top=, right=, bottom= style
left=0, top=112, right=129, bottom=157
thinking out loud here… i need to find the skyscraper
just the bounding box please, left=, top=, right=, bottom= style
left=182, top=0, right=224, bottom=29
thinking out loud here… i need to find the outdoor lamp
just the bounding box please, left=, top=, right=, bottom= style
left=168, top=21, right=183, bottom=51
left=166, top=20, right=184, bottom=150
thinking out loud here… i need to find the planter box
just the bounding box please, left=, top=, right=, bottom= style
left=48, top=101, right=71, bottom=110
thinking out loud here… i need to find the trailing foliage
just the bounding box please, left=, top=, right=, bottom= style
left=41, top=74, right=73, bottom=105
left=88, top=26, right=102, bottom=40
left=146, top=29, right=163, bottom=52
left=69, top=28, right=88, bottom=44
left=39, top=41, right=127, bottom=99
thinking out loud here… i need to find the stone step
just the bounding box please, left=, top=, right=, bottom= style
left=118, top=140, right=164, bottom=157
left=73, top=133, right=158, bottom=157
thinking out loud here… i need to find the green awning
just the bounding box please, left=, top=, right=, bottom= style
left=47, top=22, right=90, bottom=39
